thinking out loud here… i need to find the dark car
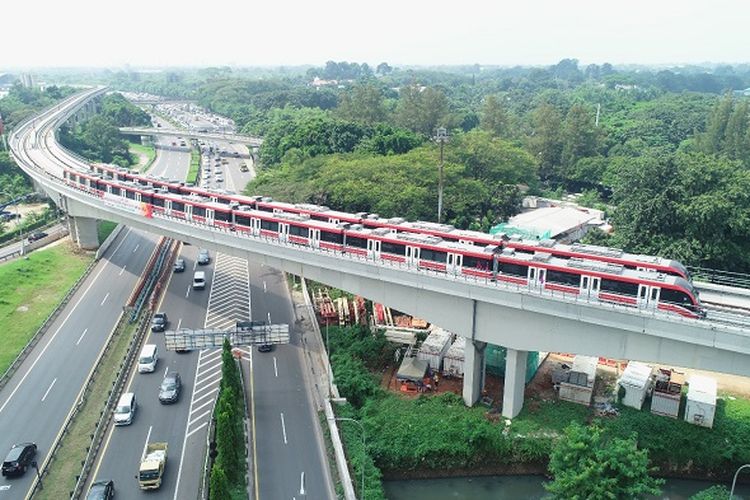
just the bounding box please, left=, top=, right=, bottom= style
left=258, top=343, right=274, bottom=353
left=86, top=479, right=115, bottom=500
left=173, top=258, right=186, bottom=273
left=2, top=442, right=37, bottom=477
left=159, top=372, right=182, bottom=404
left=197, top=249, right=210, bottom=265
left=27, top=231, right=48, bottom=243
left=151, top=312, right=168, bottom=332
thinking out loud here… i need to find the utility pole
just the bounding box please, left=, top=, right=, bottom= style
left=434, top=127, right=449, bottom=224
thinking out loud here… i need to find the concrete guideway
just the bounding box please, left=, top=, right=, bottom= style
left=10, top=87, right=750, bottom=421
left=119, top=126, right=263, bottom=147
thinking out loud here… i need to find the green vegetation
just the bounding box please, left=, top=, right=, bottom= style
left=209, top=339, right=246, bottom=500
left=128, top=140, right=156, bottom=172
left=58, top=93, right=150, bottom=167
left=0, top=205, right=57, bottom=245
left=187, top=148, right=200, bottom=184
left=544, top=423, right=663, bottom=499
left=0, top=244, right=91, bottom=375
left=97, top=220, right=118, bottom=245
left=690, top=485, right=731, bottom=499
left=35, top=316, right=138, bottom=500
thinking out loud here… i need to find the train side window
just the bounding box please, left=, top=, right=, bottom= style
left=320, top=231, right=343, bottom=244
left=419, top=248, right=447, bottom=263
left=546, top=269, right=579, bottom=286
left=260, top=219, right=279, bottom=232
left=659, top=288, right=691, bottom=305
left=380, top=241, right=406, bottom=256
left=601, top=279, right=639, bottom=296
left=498, top=261, right=527, bottom=277
left=346, top=236, right=368, bottom=249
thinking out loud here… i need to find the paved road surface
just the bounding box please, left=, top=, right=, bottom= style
left=0, top=228, right=157, bottom=499
left=0, top=223, right=66, bottom=261
left=248, top=261, right=334, bottom=500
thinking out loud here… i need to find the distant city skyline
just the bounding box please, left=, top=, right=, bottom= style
left=3, top=0, right=748, bottom=69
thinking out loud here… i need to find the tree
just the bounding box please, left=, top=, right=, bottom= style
left=395, top=85, right=448, bottom=136
left=209, top=464, right=231, bottom=500
left=479, top=94, right=510, bottom=137
left=528, top=103, right=563, bottom=183
left=336, top=84, right=386, bottom=125
left=560, top=103, right=599, bottom=182
left=689, top=485, right=730, bottom=500
left=545, top=423, right=663, bottom=499
left=376, top=62, right=392, bottom=75
left=699, top=93, right=734, bottom=153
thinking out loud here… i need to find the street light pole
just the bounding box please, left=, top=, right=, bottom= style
left=433, top=127, right=449, bottom=224
left=331, top=416, right=366, bottom=500
left=730, top=463, right=750, bottom=499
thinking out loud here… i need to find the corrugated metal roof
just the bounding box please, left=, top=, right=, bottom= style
left=505, top=207, right=601, bottom=238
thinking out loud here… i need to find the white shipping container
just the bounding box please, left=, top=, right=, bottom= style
left=559, top=355, right=597, bottom=407
left=684, top=375, right=717, bottom=428
left=618, top=362, right=653, bottom=410
left=417, top=328, right=453, bottom=372
left=442, top=337, right=466, bottom=377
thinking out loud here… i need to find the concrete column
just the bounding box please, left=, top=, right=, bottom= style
left=72, top=216, right=99, bottom=250
left=502, top=348, right=528, bottom=419
left=462, top=340, right=486, bottom=406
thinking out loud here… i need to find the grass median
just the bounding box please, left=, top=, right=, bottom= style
left=128, top=141, right=156, bottom=173
left=35, top=318, right=140, bottom=500
left=187, top=148, right=201, bottom=184
left=97, top=221, right=118, bottom=245
left=0, top=243, right=92, bottom=375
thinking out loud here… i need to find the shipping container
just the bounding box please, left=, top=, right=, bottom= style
left=650, top=369, right=684, bottom=419
left=684, top=375, right=717, bottom=428
left=442, top=337, right=466, bottom=377
left=559, top=355, right=597, bottom=406
left=618, top=362, right=653, bottom=410
left=416, top=328, right=453, bottom=372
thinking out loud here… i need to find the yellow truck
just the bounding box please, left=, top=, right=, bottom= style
left=138, top=442, right=168, bottom=490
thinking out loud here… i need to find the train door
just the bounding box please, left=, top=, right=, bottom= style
left=406, top=246, right=420, bottom=267
left=120, top=188, right=127, bottom=199
left=309, top=228, right=321, bottom=248
left=579, top=275, right=601, bottom=300
left=206, top=209, right=215, bottom=226
left=165, top=199, right=172, bottom=215
left=367, top=239, right=381, bottom=260
left=251, top=217, right=260, bottom=236
left=637, top=285, right=660, bottom=311
left=185, top=204, right=193, bottom=221
left=446, top=253, right=463, bottom=275
left=106, top=184, right=112, bottom=194
left=134, top=192, right=142, bottom=202
left=279, top=223, right=289, bottom=242
left=528, top=267, right=547, bottom=290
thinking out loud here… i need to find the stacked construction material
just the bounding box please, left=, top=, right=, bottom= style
left=417, top=327, right=454, bottom=372
left=442, top=336, right=466, bottom=377
left=651, top=369, right=685, bottom=418
left=558, top=355, right=597, bottom=406
left=618, top=362, right=653, bottom=410
left=685, top=375, right=717, bottom=428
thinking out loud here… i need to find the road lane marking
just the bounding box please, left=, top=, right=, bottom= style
left=185, top=285, right=191, bottom=299
left=191, top=385, right=219, bottom=402
left=267, top=312, right=271, bottom=324
left=280, top=412, right=288, bottom=444
left=185, top=421, right=207, bottom=439
left=189, top=409, right=212, bottom=424
left=108, top=227, right=132, bottom=259
left=0, top=259, right=109, bottom=414
left=76, top=328, right=88, bottom=345
left=118, top=265, right=126, bottom=276
left=100, top=292, right=110, bottom=306
left=300, top=472, right=306, bottom=495
left=263, top=281, right=267, bottom=293
left=141, top=425, right=153, bottom=460
left=190, top=398, right=214, bottom=415
left=273, top=357, right=278, bottom=377
left=41, top=378, right=57, bottom=402
left=133, top=243, right=140, bottom=253
left=165, top=366, right=169, bottom=376
left=176, top=318, right=182, bottom=330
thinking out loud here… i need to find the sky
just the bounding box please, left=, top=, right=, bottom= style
left=2, top=0, right=748, bottom=69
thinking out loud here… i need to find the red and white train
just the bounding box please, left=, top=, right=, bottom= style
left=85, top=162, right=691, bottom=280
left=63, top=165, right=705, bottom=319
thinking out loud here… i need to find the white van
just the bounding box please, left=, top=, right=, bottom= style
left=138, top=344, right=158, bottom=373
left=193, top=271, right=206, bottom=290
left=114, top=392, right=137, bottom=426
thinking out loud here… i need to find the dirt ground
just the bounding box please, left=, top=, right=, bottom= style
left=3, top=203, right=49, bottom=230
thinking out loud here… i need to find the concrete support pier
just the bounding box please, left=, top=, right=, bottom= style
left=462, top=340, right=486, bottom=406
left=502, top=348, right=528, bottom=419
left=72, top=216, right=99, bottom=250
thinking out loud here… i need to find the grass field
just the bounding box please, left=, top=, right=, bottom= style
left=0, top=244, right=92, bottom=375
left=35, top=317, right=138, bottom=500
left=187, top=148, right=201, bottom=184
left=97, top=220, right=118, bottom=245
left=128, top=141, right=156, bottom=172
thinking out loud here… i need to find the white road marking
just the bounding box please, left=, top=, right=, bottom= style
left=118, top=265, right=126, bottom=276
left=300, top=472, right=306, bottom=495
left=280, top=412, right=288, bottom=444
left=100, top=292, right=110, bottom=306
left=176, top=318, right=182, bottom=331
left=108, top=228, right=131, bottom=258
left=185, top=286, right=191, bottom=299
left=190, top=409, right=212, bottom=424
left=133, top=244, right=140, bottom=253
left=0, top=260, right=110, bottom=414
left=41, top=378, right=57, bottom=402
left=185, top=421, right=207, bottom=439
left=190, top=398, right=214, bottom=416
left=263, top=281, right=267, bottom=293
left=165, top=366, right=169, bottom=376
left=76, top=328, right=88, bottom=345
left=267, top=312, right=271, bottom=324
left=193, top=260, right=197, bottom=271
left=192, top=385, right=219, bottom=401
left=141, top=426, right=153, bottom=460
left=273, top=357, right=278, bottom=378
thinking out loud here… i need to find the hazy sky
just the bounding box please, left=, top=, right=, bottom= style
left=3, top=0, right=748, bottom=69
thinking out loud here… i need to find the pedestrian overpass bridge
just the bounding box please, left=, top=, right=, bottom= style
left=9, top=87, right=750, bottom=418
left=118, top=126, right=263, bottom=147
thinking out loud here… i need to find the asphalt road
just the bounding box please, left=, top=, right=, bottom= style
left=248, top=261, right=333, bottom=500
left=0, top=223, right=66, bottom=261
left=0, top=228, right=158, bottom=499
left=89, top=245, right=216, bottom=500
left=200, top=142, right=255, bottom=193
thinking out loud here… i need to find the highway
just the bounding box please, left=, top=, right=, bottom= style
left=89, top=244, right=216, bottom=500
left=0, top=227, right=158, bottom=499
left=248, top=261, right=334, bottom=499
left=146, top=116, right=191, bottom=180
left=0, top=223, right=66, bottom=261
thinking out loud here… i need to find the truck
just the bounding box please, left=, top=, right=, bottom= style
left=138, top=442, right=167, bottom=490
